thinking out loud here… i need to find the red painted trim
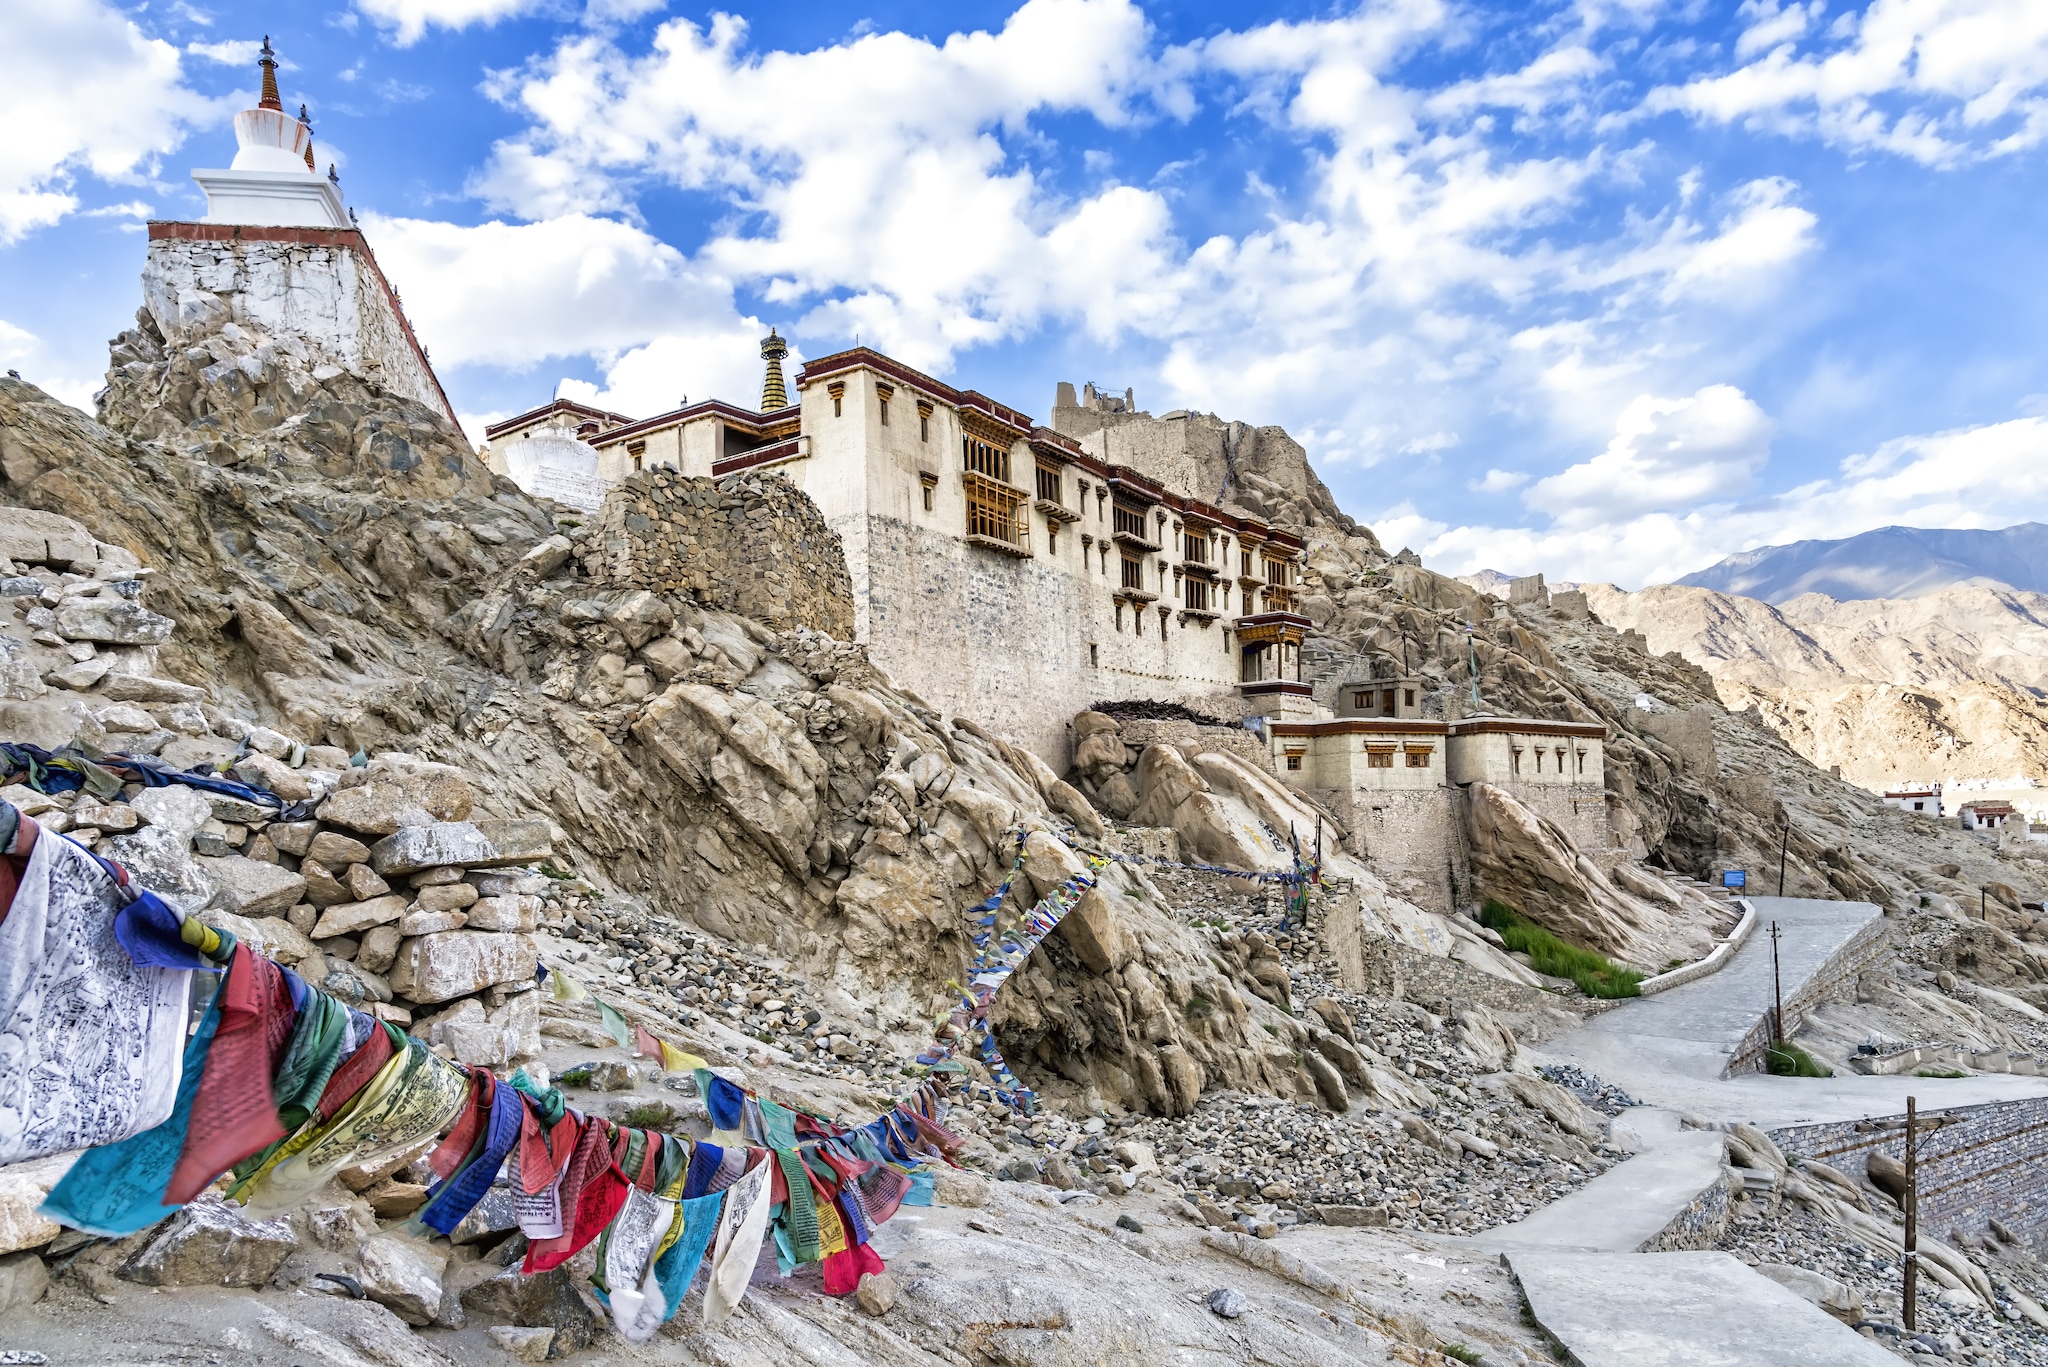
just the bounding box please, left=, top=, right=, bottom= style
left=1269, top=719, right=1451, bottom=736
left=594, top=400, right=793, bottom=446
left=710, top=436, right=803, bottom=477
left=1447, top=718, right=1608, bottom=740
left=147, top=219, right=458, bottom=430
left=484, top=397, right=633, bottom=440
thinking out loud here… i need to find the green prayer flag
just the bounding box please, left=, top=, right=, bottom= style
left=597, top=998, right=633, bottom=1049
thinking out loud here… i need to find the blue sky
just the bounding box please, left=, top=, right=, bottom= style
left=9, top=0, right=2048, bottom=587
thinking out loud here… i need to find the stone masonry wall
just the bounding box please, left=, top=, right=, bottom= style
left=583, top=470, right=856, bottom=638
left=1728, top=913, right=1893, bottom=1075
left=1772, top=1096, right=2048, bottom=1246
left=142, top=228, right=452, bottom=425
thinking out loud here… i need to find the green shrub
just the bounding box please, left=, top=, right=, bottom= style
left=1915, top=1067, right=1969, bottom=1079
left=1479, top=900, right=1642, bottom=999
left=1765, top=1043, right=1832, bottom=1077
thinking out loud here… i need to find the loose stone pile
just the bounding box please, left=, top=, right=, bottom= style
left=1717, top=1123, right=2048, bottom=1367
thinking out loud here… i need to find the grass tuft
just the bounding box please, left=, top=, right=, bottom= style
left=1915, top=1067, right=1969, bottom=1079
left=1443, top=1347, right=1483, bottom=1365
left=1765, top=1043, right=1832, bottom=1077
left=1479, top=900, right=1642, bottom=999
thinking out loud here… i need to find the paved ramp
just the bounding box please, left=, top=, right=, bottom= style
left=1509, top=1250, right=1897, bottom=1366
left=1474, top=1110, right=1725, bottom=1254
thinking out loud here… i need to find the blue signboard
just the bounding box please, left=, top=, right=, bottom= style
left=1723, top=869, right=1747, bottom=889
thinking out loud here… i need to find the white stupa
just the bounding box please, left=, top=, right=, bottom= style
left=191, top=37, right=347, bottom=229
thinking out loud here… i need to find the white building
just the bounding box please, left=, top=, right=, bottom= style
left=489, top=341, right=1313, bottom=763
left=143, top=39, right=456, bottom=429
left=1883, top=786, right=1942, bottom=817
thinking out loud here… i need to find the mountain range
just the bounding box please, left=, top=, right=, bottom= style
left=1674, top=523, right=2048, bottom=604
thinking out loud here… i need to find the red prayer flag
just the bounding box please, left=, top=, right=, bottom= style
left=164, top=947, right=294, bottom=1206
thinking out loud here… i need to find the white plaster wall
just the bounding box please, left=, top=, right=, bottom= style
left=143, top=236, right=447, bottom=421
left=861, top=514, right=1243, bottom=764
left=1447, top=731, right=1602, bottom=787
left=1280, top=730, right=1446, bottom=791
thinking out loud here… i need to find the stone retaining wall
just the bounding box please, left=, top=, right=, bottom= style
left=1727, top=912, right=1892, bottom=1076
left=1641, top=1165, right=1737, bottom=1252
left=1771, top=1096, right=2048, bottom=1246
left=583, top=471, right=855, bottom=638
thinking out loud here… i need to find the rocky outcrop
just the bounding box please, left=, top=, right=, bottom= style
left=1462, top=782, right=1727, bottom=968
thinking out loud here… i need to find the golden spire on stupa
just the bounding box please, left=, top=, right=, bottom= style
left=258, top=36, right=283, bottom=111
left=759, top=328, right=790, bottom=411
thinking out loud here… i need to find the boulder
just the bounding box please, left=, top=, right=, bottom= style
left=344, top=863, right=391, bottom=901
left=0, top=507, right=98, bottom=567
left=307, top=831, right=374, bottom=867
left=394, top=931, right=539, bottom=1004
left=268, top=820, right=319, bottom=856
left=459, top=1265, right=597, bottom=1353
left=232, top=752, right=310, bottom=802
left=604, top=590, right=675, bottom=648
left=1316, top=1204, right=1390, bottom=1227
left=414, top=881, right=478, bottom=913
left=487, top=1327, right=555, bottom=1363
left=1462, top=782, right=1683, bottom=965
left=357, top=1234, right=447, bottom=1326
left=128, top=784, right=212, bottom=836
left=1756, top=1262, right=1864, bottom=1322
left=200, top=907, right=321, bottom=968
left=311, top=894, right=409, bottom=939
left=0, top=1249, right=48, bottom=1312
left=464, top=894, right=538, bottom=933
left=105, top=823, right=214, bottom=914
left=52, top=596, right=174, bottom=645
left=302, top=858, right=352, bottom=907
left=198, top=855, right=306, bottom=917
left=0, top=1154, right=72, bottom=1254
left=397, top=907, right=469, bottom=936
left=120, top=1195, right=297, bottom=1287
left=449, top=1185, right=521, bottom=1246
left=358, top=924, right=404, bottom=974
left=855, top=1269, right=899, bottom=1316
left=417, top=992, right=540, bottom=1067
left=370, top=821, right=551, bottom=877
left=99, top=672, right=205, bottom=703
left=319, top=760, right=475, bottom=836
left=632, top=683, right=826, bottom=877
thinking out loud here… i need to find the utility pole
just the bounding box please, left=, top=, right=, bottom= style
left=1904, top=1096, right=1919, bottom=1331
left=1777, top=821, right=1791, bottom=897
left=1769, top=921, right=1785, bottom=1046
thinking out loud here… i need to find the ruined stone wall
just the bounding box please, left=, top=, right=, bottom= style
left=1771, top=1096, right=2048, bottom=1245
left=583, top=470, right=856, bottom=638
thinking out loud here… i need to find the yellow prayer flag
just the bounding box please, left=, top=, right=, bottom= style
left=658, top=1040, right=707, bottom=1073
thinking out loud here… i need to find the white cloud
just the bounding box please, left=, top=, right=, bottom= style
left=456, top=0, right=1836, bottom=467
left=362, top=211, right=763, bottom=415
left=354, top=0, right=547, bottom=46
left=1472, top=468, right=1528, bottom=492
left=1526, top=384, right=1775, bottom=523
left=1378, top=412, right=2048, bottom=589
left=1644, top=0, right=2048, bottom=164
left=0, top=0, right=220, bottom=244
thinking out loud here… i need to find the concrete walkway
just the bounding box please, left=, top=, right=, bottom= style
left=1509, top=1250, right=1899, bottom=1366
left=1472, top=1109, right=1724, bottom=1254
left=1473, top=896, right=2048, bottom=1362
left=1548, top=896, right=2048, bottom=1127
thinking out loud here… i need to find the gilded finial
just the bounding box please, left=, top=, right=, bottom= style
left=258, top=36, right=282, bottom=112
left=759, top=328, right=790, bottom=412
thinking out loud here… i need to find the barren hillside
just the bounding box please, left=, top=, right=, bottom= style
left=1582, top=582, right=2048, bottom=791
